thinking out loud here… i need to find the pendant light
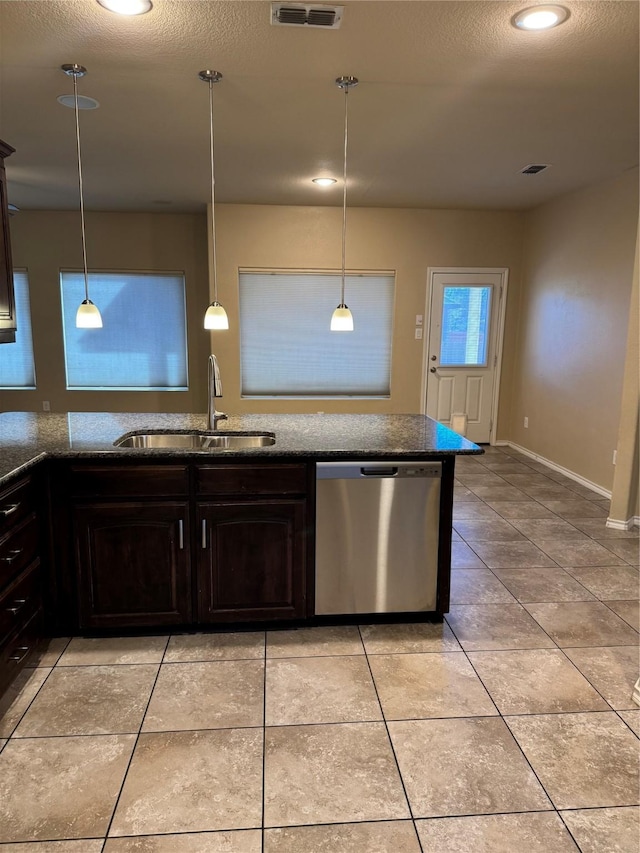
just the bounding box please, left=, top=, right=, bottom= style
left=200, top=70, right=229, bottom=331
left=62, top=63, right=103, bottom=329
left=330, top=75, right=358, bottom=332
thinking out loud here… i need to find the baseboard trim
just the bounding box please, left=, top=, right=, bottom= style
left=500, top=440, right=612, bottom=499
left=606, top=515, right=640, bottom=531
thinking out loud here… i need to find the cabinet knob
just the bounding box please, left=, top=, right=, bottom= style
left=6, top=598, right=27, bottom=616
left=0, top=503, right=19, bottom=518
left=9, top=646, right=30, bottom=663
left=1, top=549, right=23, bottom=564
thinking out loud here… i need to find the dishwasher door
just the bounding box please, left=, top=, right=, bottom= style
left=315, top=460, right=441, bottom=615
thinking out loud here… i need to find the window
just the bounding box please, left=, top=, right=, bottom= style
left=60, top=271, right=188, bottom=390
left=239, top=271, right=394, bottom=397
left=439, top=285, right=492, bottom=367
left=0, top=270, right=36, bottom=389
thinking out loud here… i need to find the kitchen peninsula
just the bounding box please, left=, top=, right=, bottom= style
left=0, top=411, right=481, bottom=695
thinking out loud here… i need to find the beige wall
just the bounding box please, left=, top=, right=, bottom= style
left=510, top=169, right=639, bottom=491
left=1, top=210, right=211, bottom=413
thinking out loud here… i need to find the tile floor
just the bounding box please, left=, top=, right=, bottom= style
left=0, top=445, right=638, bottom=852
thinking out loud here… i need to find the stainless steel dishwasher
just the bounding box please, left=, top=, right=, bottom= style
left=315, top=460, right=441, bottom=615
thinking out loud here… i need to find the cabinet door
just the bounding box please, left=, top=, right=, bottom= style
left=198, top=500, right=307, bottom=622
left=74, top=502, right=191, bottom=629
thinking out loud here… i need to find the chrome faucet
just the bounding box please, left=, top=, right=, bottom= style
left=207, top=354, right=228, bottom=429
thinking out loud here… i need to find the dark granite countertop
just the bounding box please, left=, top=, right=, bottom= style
left=0, top=411, right=483, bottom=487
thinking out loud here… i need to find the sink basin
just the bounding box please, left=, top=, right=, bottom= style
left=114, top=431, right=275, bottom=450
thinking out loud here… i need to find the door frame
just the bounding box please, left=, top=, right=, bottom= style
left=420, top=267, right=509, bottom=445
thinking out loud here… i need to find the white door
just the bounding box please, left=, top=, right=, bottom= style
left=425, top=270, right=505, bottom=444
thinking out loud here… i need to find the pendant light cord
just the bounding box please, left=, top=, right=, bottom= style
left=341, top=84, right=349, bottom=305
left=208, top=78, right=218, bottom=303
left=72, top=69, right=90, bottom=303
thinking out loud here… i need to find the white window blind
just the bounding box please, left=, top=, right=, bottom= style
left=239, top=271, right=394, bottom=397
left=60, top=271, right=188, bottom=390
left=0, top=270, right=36, bottom=389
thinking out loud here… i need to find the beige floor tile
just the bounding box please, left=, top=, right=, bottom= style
left=451, top=540, right=486, bottom=568
left=453, top=518, right=525, bottom=541
left=493, top=568, right=596, bottom=602
left=264, top=722, right=409, bottom=827
left=468, top=649, right=608, bottom=714
left=451, top=529, right=462, bottom=540
left=0, top=738, right=6, bottom=752
left=570, top=518, right=639, bottom=539
left=479, top=461, right=533, bottom=473
left=58, top=635, right=168, bottom=666
left=561, top=806, right=640, bottom=853
left=509, top=518, right=587, bottom=541
left=0, top=842, right=104, bottom=852
left=103, top=830, right=262, bottom=852
left=619, top=710, right=640, bottom=736
left=535, top=540, right=627, bottom=567
left=415, top=812, right=580, bottom=853
left=110, top=728, right=263, bottom=836
left=453, top=503, right=502, bottom=520
left=370, top=652, right=497, bottom=719
left=13, top=664, right=158, bottom=737
left=453, top=484, right=480, bottom=501
left=0, top=667, right=51, bottom=737
left=501, top=473, right=559, bottom=488
left=266, top=626, right=364, bottom=657
left=468, top=485, right=530, bottom=501
left=520, top=485, right=580, bottom=501
left=564, top=566, right=639, bottom=600
left=265, top=655, right=381, bottom=725
left=26, top=637, right=70, bottom=668
left=446, top=604, right=555, bottom=651
left=564, top=646, right=640, bottom=710
left=565, top=483, right=607, bottom=501
left=606, top=600, right=640, bottom=630
left=263, top=821, right=422, bottom=852
left=0, top=734, right=135, bottom=842
left=524, top=602, right=639, bottom=647
left=388, top=717, right=550, bottom=817
left=506, top=712, right=640, bottom=809
left=486, top=501, right=555, bottom=518
left=359, top=621, right=460, bottom=654
left=597, top=539, right=640, bottom=566
left=164, top=632, right=265, bottom=662
left=467, top=541, right=557, bottom=569
left=538, top=500, right=608, bottom=518
left=142, top=660, right=263, bottom=731
left=456, top=472, right=509, bottom=486
left=450, top=569, right=515, bottom=604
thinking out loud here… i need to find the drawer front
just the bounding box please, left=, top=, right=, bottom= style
left=68, top=465, right=190, bottom=498
left=196, top=464, right=308, bottom=497
left=0, top=561, right=41, bottom=646
left=0, top=607, right=43, bottom=696
left=0, top=477, right=35, bottom=536
left=0, top=513, right=39, bottom=589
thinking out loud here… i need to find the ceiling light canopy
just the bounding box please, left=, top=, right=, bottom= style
left=512, top=5, right=569, bottom=30
left=97, top=0, right=153, bottom=15
left=312, top=177, right=337, bottom=186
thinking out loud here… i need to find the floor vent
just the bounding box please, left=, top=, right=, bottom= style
left=271, top=3, right=344, bottom=28
left=520, top=164, right=550, bottom=175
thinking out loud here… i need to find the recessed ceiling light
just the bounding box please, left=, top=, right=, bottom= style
left=312, top=178, right=337, bottom=187
left=57, top=94, right=100, bottom=110
left=96, top=0, right=153, bottom=16
left=513, top=5, right=569, bottom=30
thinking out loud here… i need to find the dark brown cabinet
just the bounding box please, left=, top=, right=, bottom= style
left=73, top=502, right=191, bottom=629
left=0, top=139, right=17, bottom=344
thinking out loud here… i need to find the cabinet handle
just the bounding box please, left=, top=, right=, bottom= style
left=9, top=646, right=30, bottom=663
left=201, top=519, right=207, bottom=549
left=178, top=519, right=184, bottom=550
left=1, top=503, right=19, bottom=518
left=1, top=549, right=23, bottom=564
left=6, top=598, right=27, bottom=616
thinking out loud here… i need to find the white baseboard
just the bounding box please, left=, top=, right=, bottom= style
left=499, top=440, right=612, bottom=499
left=607, top=515, right=640, bottom=531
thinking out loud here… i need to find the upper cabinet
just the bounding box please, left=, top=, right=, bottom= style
left=0, top=139, right=16, bottom=344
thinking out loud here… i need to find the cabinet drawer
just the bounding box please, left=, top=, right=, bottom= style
left=0, top=513, right=39, bottom=589
left=0, top=561, right=41, bottom=646
left=196, top=464, right=308, bottom=497
left=0, top=607, right=43, bottom=696
left=0, top=477, right=35, bottom=536
left=68, top=465, right=190, bottom=498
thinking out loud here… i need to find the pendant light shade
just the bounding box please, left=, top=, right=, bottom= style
left=61, top=63, right=103, bottom=330
left=200, top=70, right=229, bottom=331
left=331, top=75, right=358, bottom=332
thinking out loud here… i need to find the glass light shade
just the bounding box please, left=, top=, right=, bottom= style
left=513, top=5, right=568, bottom=30
left=76, top=299, right=103, bottom=329
left=204, top=301, right=229, bottom=330
left=97, top=0, right=152, bottom=15
left=330, top=304, right=354, bottom=332
left=312, top=178, right=337, bottom=186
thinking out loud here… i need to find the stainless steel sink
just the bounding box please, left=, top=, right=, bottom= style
left=114, top=431, right=275, bottom=450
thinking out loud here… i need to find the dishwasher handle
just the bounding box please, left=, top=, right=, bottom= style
left=360, top=467, right=398, bottom=477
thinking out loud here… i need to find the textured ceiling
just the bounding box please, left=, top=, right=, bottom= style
left=0, top=0, right=637, bottom=212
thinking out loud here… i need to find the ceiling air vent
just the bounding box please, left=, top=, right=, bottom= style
left=520, top=164, right=550, bottom=175
left=271, top=3, right=344, bottom=28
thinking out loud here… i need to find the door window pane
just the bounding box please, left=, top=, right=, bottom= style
left=439, top=285, right=492, bottom=367
left=60, top=271, right=188, bottom=390
left=0, top=270, right=36, bottom=389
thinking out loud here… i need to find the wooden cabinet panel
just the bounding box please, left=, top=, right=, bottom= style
left=68, top=464, right=189, bottom=499
left=74, top=502, right=191, bottom=628
left=0, top=476, right=35, bottom=533
left=0, top=139, right=16, bottom=344
left=198, top=500, right=307, bottom=622
left=0, top=513, right=39, bottom=589
left=196, top=464, right=307, bottom=497
left=0, top=560, right=41, bottom=646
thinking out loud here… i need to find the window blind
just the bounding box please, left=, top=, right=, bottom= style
left=239, top=271, right=394, bottom=397
left=0, top=270, right=36, bottom=389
